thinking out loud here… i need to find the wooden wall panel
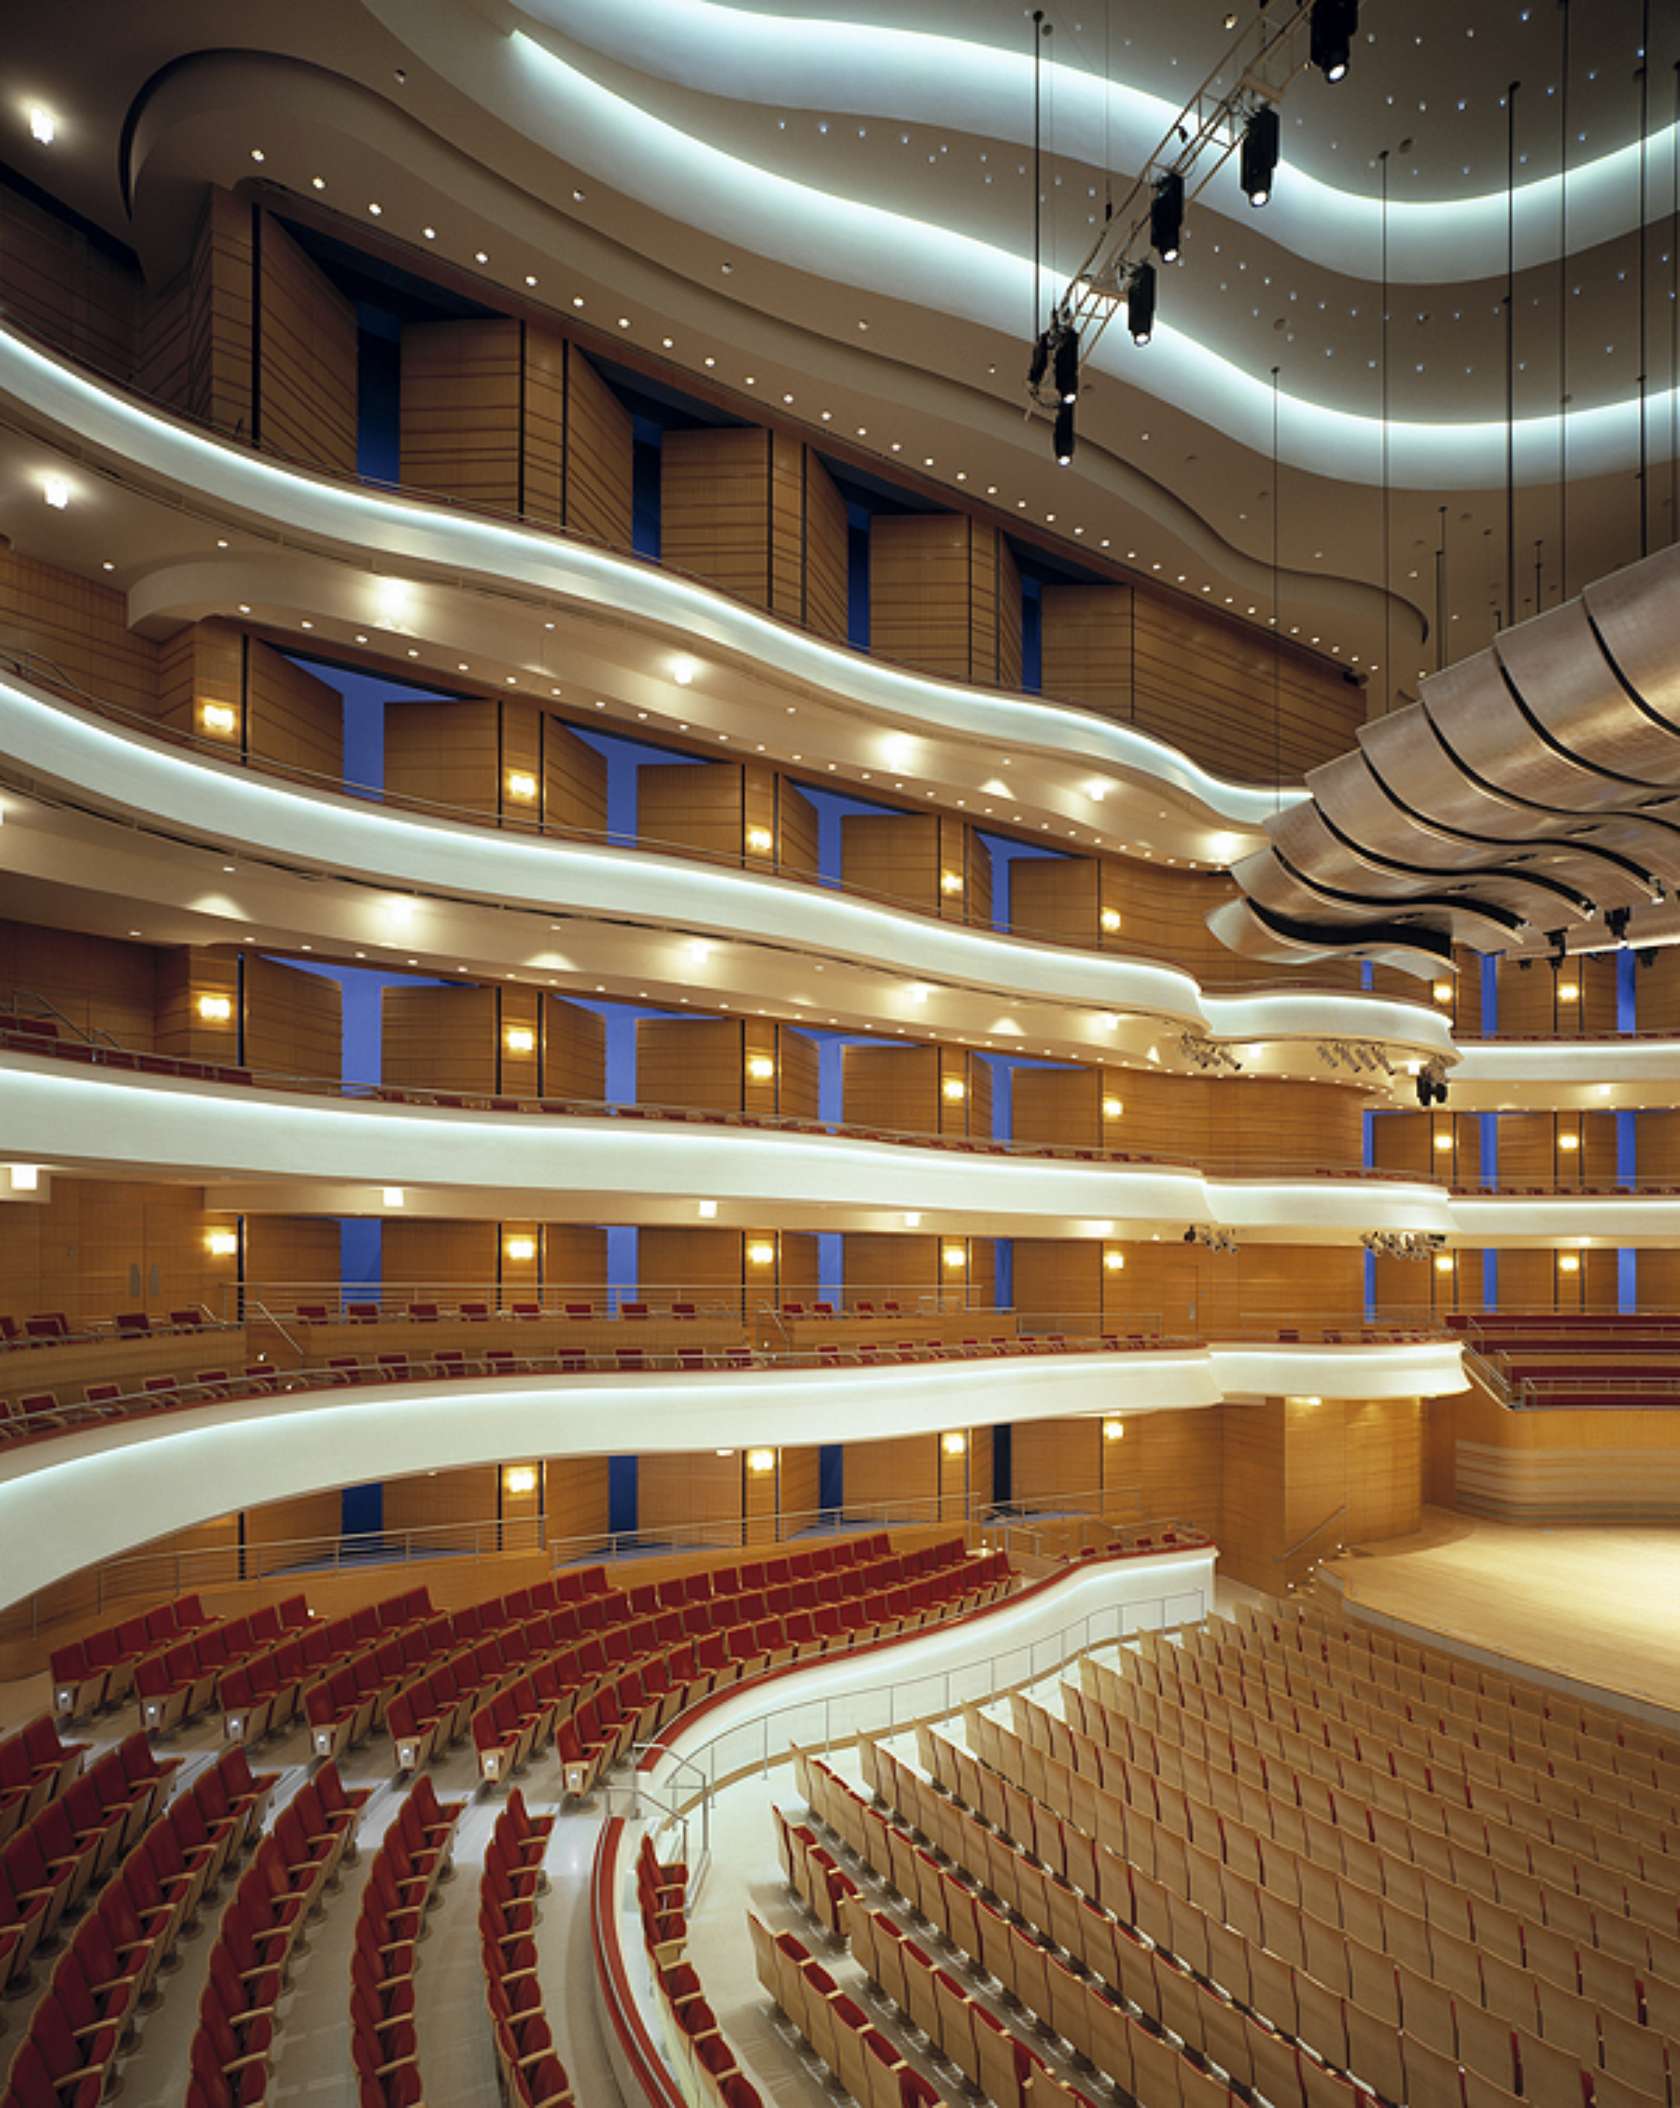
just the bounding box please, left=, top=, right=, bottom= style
left=1131, top=591, right=1365, bottom=782
left=841, top=812, right=940, bottom=914
left=383, top=699, right=502, bottom=814
left=381, top=1221, right=498, bottom=1289
left=382, top=985, right=497, bottom=1095
left=638, top=1451, right=743, bottom=1540
left=151, top=947, right=239, bottom=1065
left=638, top=762, right=744, bottom=862
left=842, top=1045, right=938, bottom=1137
left=562, top=345, right=633, bottom=549
left=1434, top=1384, right=1680, bottom=1520
left=1217, top=1081, right=1366, bottom=1175
left=778, top=1445, right=821, bottom=1529
left=803, top=448, right=850, bottom=642
left=246, top=638, right=342, bottom=777
left=1011, top=1417, right=1100, bottom=1505
left=1216, top=1400, right=1287, bottom=1587
left=0, top=1178, right=227, bottom=1323
left=0, top=174, right=137, bottom=377
left=179, top=188, right=254, bottom=445
left=770, top=430, right=805, bottom=624
left=244, top=1216, right=341, bottom=1295
left=1009, top=857, right=1101, bottom=947
left=842, top=1234, right=939, bottom=1305
left=542, top=1225, right=608, bottom=1296
left=544, top=1454, right=611, bottom=1546
left=638, top=1228, right=744, bottom=1304
left=637, top=1018, right=743, bottom=1114
left=779, top=1028, right=821, bottom=1122
left=399, top=318, right=523, bottom=512
left=155, top=618, right=243, bottom=747
left=544, top=998, right=606, bottom=1103
left=0, top=548, right=158, bottom=718
left=1494, top=954, right=1618, bottom=1038
left=661, top=428, right=774, bottom=609
left=255, top=213, right=357, bottom=474
left=245, top=956, right=340, bottom=1080
left=1040, top=585, right=1134, bottom=720
left=1087, top=1069, right=1211, bottom=1166
left=869, top=515, right=1021, bottom=687
left=545, top=721, right=608, bottom=838
left=381, top=1465, right=499, bottom=1537
left=777, top=779, right=820, bottom=876
left=1010, top=1066, right=1101, bottom=1151
left=844, top=1435, right=938, bottom=1517
left=1011, top=1242, right=1102, bottom=1332
left=0, top=921, right=157, bottom=1049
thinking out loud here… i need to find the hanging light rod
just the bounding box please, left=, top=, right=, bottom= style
left=1026, top=0, right=1361, bottom=440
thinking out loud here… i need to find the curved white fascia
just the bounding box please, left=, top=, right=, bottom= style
left=495, top=28, right=1677, bottom=489
left=0, top=673, right=1452, bottom=1058
left=0, top=1344, right=1462, bottom=1608
left=0, top=1056, right=1457, bottom=1241
left=514, top=0, right=1671, bottom=285
left=1447, top=1041, right=1680, bottom=1112
left=0, top=327, right=1292, bottom=829
left=1451, top=1195, right=1680, bottom=1247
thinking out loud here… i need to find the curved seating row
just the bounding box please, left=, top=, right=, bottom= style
left=479, top=1791, right=576, bottom=2108
left=5, top=1744, right=274, bottom=2108
left=350, top=1777, right=464, bottom=2108
left=640, top=1822, right=764, bottom=2108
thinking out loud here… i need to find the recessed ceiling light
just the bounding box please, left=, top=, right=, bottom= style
left=101, top=560, right=115, bottom=571
left=573, top=189, right=585, bottom=202
left=311, top=176, right=326, bottom=190
left=368, top=202, right=382, bottom=215
left=525, top=274, right=538, bottom=287
left=216, top=537, right=229, bottom=549
left=250, top=148, right=265, bottom=163
left=237, top=602, right=252, bottom=614
left=423, top=226, right=436, bottom=239
left=475, top=249, right=489, bottom=263
left=662, top=336, right=673, bottom=348
left=572, top=296, right=584, bottom=308
left=704, top=356, right=716, bottom=367
left=28, top=106, right=56, bottom=145
left=618, top=316, right=630, bottom=327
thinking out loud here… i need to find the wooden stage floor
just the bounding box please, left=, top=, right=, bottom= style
left=1321, top=1508, right=1680, bottom=1725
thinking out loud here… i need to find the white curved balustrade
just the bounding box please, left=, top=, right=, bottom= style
left=0, top=1340, right=1464, bottom=1606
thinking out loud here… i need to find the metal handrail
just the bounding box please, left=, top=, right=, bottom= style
left=0, top=989, right=121, bottom=1050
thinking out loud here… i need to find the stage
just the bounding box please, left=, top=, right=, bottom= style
left=1320, top=1508, right=1680, bottom=1729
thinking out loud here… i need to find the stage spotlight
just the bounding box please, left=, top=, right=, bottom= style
left=1053, top=402, right=1076, bottom=465
left=1053, top=325, right=1080, bottom=404
left=1240, top=105, right=1280, bottom=206
left=1309, top=0, right=1357, bottom=82
left=1128, top=260, right=1156, bottom=344
left=1028, top=330, right=1051, bottom=390
left=1150, top=171, right=1184, bottom=262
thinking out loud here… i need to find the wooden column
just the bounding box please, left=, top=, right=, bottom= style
left=661, top=428, right=848, bottom=637
left=869, top=515, right=1022, bottom=688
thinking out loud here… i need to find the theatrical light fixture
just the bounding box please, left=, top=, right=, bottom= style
left=1053, top=326, right=1080, bottom=405
left=1150, top=172, right=1184, bottom=263
left=1310, top=0, right=1358, bottom=82
left=1053, top=403, right=1076, bottom=466
left=1027, top=331, right=1051, bottom=390
left=195, top=993, right=233, bottom=1024
left=746, top=1448, right=776, bottom=1476
left=1240, top=105, right=1280, bottom=207
left=1126, top=260, right=1156, bottom=345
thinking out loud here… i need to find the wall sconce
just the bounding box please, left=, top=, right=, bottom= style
left=196, top=992, right=234, bottom=1024
left=746, top=1448, right=776, bottom=1476
left=200, top=701, right=238, bottom=736
left=502, top=1464, right=538, bottom=1496
left=1557, top=1132, right=1580, bottom=1153
left=206, top=1229, right=239, bottom=1257
left=746, top=1240, right=776, bottom=1267
left=1103, top=1249, right=1126, bottom=1273
left=1102, top=1417, right=1125, bottom=1443
left=382, top=1187, right=405, bottom=1208
left=1557, top=1252, right=1581, bottom=1274
left=745, top=1053, right=776, bottom=1084
left=1101, top=1096, right=1124, bottom=1119
left=941, top=1242, right=967, bottom=1270
left=1557, top=980, right=1580, bottom=1004
left=504, top=1235, right=536, bottom=1263
left=1431, top=980, right=1453, bottom=1005
left=505, top=770, right=538, bottom=801
left=1433, top=1253, right=1455, bottom=1274
left=940, top=1431, right=967, bottom=1457
left=745, top=824, right=775, bottom=855
left=504, top=1025, right=535, bottom=1054
left=939, top=869, right=964, bottom=896
left=1432, top=1131, right=1453, bottom=1153
left=7, top=1165, right=40, bottom=1192
left=1099, top=907, right=1122, bottom=934
left=941, top=1075, right=967, bottom=1102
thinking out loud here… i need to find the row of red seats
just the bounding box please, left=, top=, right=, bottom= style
left=0, top=1306, right=225, bottom=1350
left=1, top=1732, right=173, bottom=1991
left=480, top=1791, right=575, bottom=2107
left=479, top=1547, right=1014, bottom=1793
left=187, top=1762, right=364, bottom=2108
left=48, top=1593, right=218, bottom=1718
left=0, top=1715, right=85, bottom=1850
left=351, top=1778, right=465, bottom=2108
left=6, top=1744, right=275, bottom=2108
left=640, top=1829, right=766, bottom=2108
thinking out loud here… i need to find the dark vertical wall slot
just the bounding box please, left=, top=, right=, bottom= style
left=355, top=302, right=402, bottom=484
left=632, top=416, right=663, bottom=559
